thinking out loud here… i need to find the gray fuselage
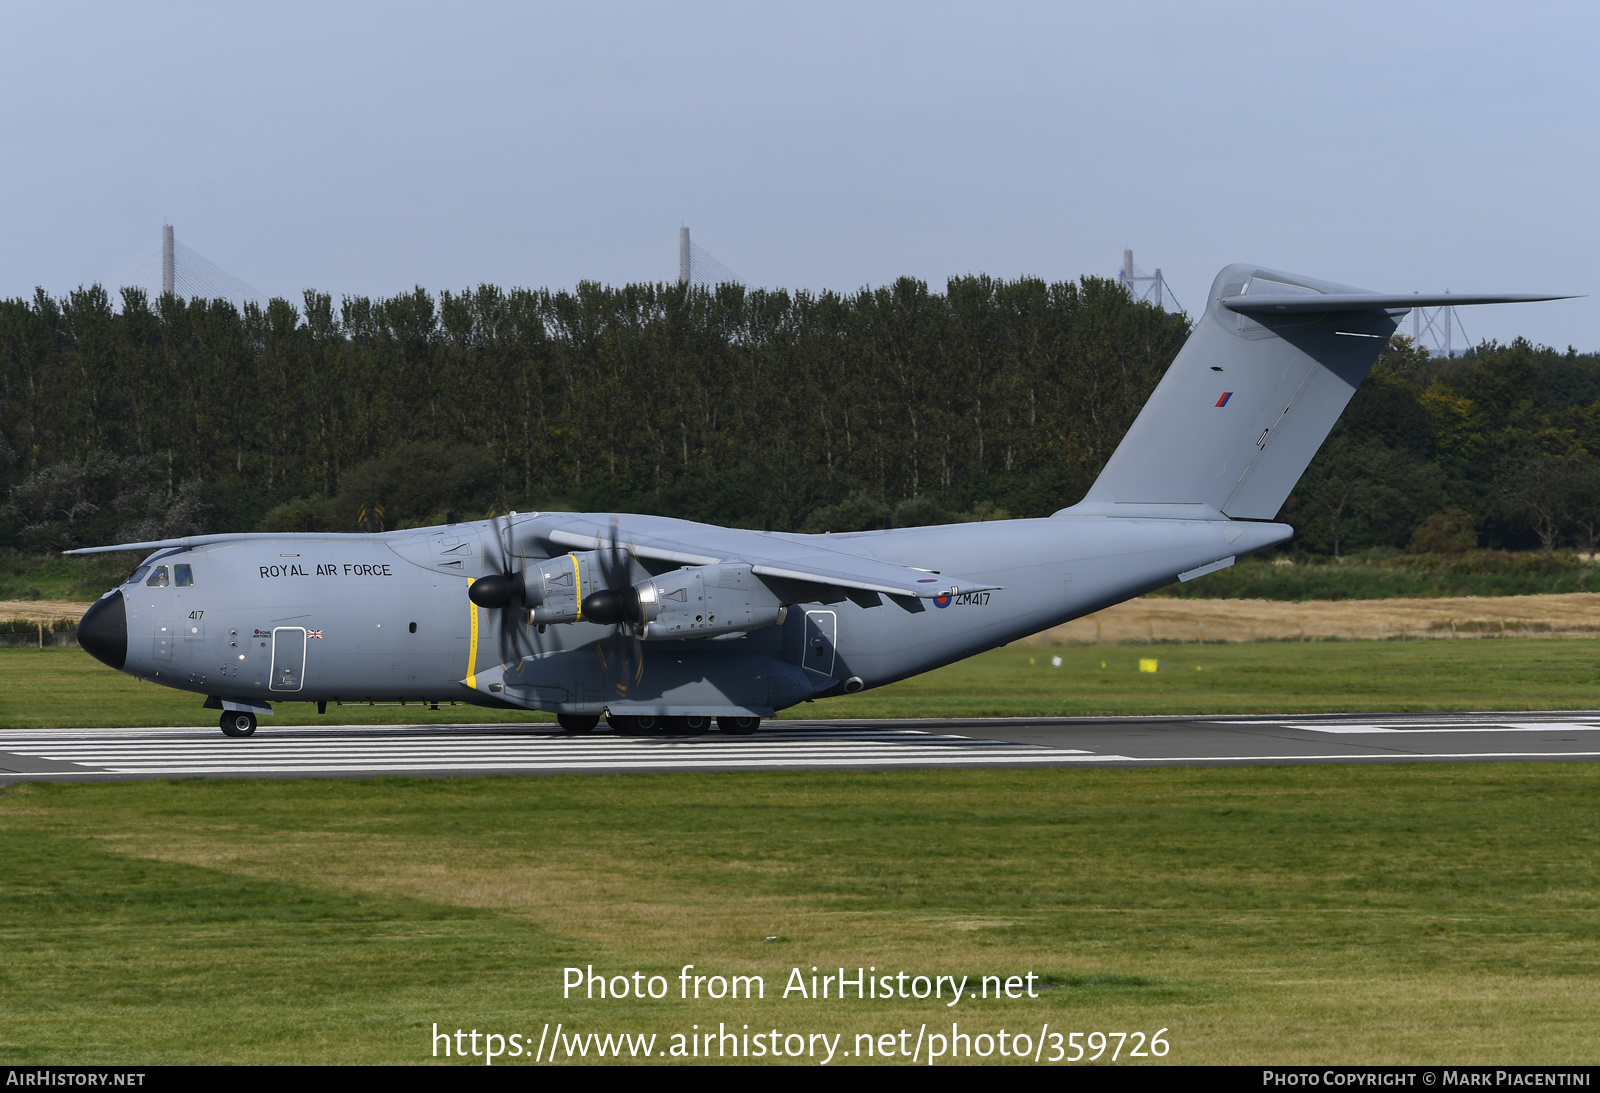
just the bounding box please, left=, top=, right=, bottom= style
left=89, top=511, right=1286, bottom=718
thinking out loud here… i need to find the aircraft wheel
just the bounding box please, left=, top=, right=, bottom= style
left=219, top=711, right=257, bottom=738
left=718, top=716, right=760, bottom=735
left=667, top=715, right=710, bottom=735
left=635, top=715, right=666, bottom=734
left=558, top=714, right=599, bottom=733
left=607, top=715, right=653, bottom=736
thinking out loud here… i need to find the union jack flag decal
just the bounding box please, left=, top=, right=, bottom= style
left=307, top=630, right=324, bottom=639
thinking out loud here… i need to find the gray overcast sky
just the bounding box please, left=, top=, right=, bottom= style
left=2, top=1, right=1595, bottom=348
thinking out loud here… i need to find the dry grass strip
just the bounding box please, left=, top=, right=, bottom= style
left=0, top=600, right=91, bottom=624
left=1027, top=592, right=1600, bottom=644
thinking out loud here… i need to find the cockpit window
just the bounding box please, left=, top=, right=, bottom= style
left=145, top=565, right=170, bottom=588
left=126, top=566, right=151, bottom=585
left=174, top=564, right=193, bottom=587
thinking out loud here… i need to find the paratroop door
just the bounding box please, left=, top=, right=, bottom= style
left=270, top=626, right=307, bottom=691
left=801, top=610, right=836, bottom=677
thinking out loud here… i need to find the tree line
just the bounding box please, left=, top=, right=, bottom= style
left=0, top=276, right=1187, bottom=549
left=2, top=275, right=1597, bottom=556
left=1292, top=337, right=1600, bottom=557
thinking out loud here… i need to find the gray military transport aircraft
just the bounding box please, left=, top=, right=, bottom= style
left=69, top=264, right=1568, bottom=737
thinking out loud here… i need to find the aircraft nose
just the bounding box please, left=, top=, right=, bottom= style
left=79, top=590, right=127, bottom=670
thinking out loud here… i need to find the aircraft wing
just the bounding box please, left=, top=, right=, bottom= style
left=62, top=517, right=1002, bottom=600
left=543, top=521, right=996, bottom=600
left=64, top=533, right=260, bottom=556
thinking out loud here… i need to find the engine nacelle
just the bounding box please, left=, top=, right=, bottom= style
left=636, top=564, right=784, bottom=639
left=525, top=557, right=786, bottom=639
left=525, top=551, right=611, bottom=623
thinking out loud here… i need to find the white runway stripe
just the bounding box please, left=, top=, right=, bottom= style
left=1220, top=717, right=1600, bottom=734
left=8, top=749, right=1091, bottom=764
left=14, top=757, right=1131, bottom=775
left=7, top=746, right=1090, bottom=760
left=8, top=713, right=1599, bottom=779
left=0, top=724, right=1094, bottom=776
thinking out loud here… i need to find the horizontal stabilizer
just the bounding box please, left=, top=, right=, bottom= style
left=1226, top=292, right=1573, bottom=314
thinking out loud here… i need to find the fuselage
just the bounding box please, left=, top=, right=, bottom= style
left=78, top=511, right=1288, bottom=718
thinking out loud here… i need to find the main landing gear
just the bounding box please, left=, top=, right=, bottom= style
left=605, top=714, right=761, bottom=735
left=557, top=714, right=599, bottom=733
left=220, top=711, right=257, bottom=738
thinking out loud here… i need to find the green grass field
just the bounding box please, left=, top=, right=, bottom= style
left=5, top=638, right=1600, bottom=730
left=2, top=765, right=1597, bottom=1064
left=6, top=640, right=1600, bottom=1065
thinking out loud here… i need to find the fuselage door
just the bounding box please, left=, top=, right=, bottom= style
left=270, top=626, right=307, bottom=692
left=801, top=610, right=837, bottom=678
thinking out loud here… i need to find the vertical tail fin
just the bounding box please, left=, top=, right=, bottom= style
left=1065, top=263, right=1565, bottom=521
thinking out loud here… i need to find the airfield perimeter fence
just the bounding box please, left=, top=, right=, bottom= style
left=0, top=620, right=79, bottom=648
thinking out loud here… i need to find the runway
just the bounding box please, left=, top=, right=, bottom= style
left=3, top=710, right=1600, bottom=781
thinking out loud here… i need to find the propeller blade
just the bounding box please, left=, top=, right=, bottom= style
left=598, top=629, right=646, bottom=698
left=594, top=518, right=646, bottom=694
left=504, top=514, right=538, bottom=664
left=472, top=512, right=535, bottom=667
left=626, top=630, right=644, bottom=688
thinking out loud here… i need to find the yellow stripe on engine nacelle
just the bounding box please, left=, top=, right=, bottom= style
left=466, top=577, right=480, bottom=689
left=571, top=553, right=582, bottom=621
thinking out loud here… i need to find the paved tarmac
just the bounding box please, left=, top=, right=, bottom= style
left=3, top=711, right=1600, bottom=782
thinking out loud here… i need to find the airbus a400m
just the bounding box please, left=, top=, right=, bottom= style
left=69, top=264, right=1565, bottom=738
